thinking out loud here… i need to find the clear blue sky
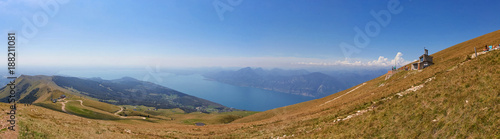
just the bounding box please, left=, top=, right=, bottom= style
left=1, top=0, right=500, bottom=70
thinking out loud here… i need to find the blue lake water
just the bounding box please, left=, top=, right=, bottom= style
left=54, top=70, right=316, bottom=111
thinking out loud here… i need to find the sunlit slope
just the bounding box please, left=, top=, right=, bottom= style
left=307, top=49, right=500, bottom=138
left=234, top=30, right=500, bottom=123
left=0, top=103, right=260, bottom=138
left=0, top=76, right=259, bottom=138
left=432, top=30, right=500, bottom=65
left=1, top=74, right=244, bottom=117
left=0, top=75, right=74, bottom=104
left=0, top=76, right=116, bottom=109
left=1, top=30, right=499, bottom=138
left=229, top=30, right=500, bottom=138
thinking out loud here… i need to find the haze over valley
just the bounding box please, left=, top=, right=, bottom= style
left=0, top=0, right=499, bottom=138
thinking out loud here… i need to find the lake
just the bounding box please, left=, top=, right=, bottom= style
left=55, top=70, right=316, bottom=111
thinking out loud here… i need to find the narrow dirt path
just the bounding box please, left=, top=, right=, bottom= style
left=60, top=100, right=68, bottom=113
left=320, top=83, right=367, bottom=106
left=114, top=106, right=126, bottom=118
left=60, top=99, right=145, bottom=119
left=76, top=100, right=83, bottom=106
left=114, top=107, right=123, bottom=116
left=60, top=100, right=83, bottom=114
left=112, top=107, right=146, bottom=119
left=329, top=76, right=435, bottom=124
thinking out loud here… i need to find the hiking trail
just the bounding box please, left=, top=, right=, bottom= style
left=320, top=83, right=366, bottom=106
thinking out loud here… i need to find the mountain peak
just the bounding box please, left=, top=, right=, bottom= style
left=119, top=76, right=137, bottom=81
left=238, top=67, right=253, bottom=71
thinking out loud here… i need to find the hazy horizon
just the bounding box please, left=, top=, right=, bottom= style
left=1, top=0, right=499, bottom=72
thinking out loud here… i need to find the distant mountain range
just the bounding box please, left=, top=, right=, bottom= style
left=0, top=75, right=233, bottom=113
left=204, top=67, right=378, bottom=97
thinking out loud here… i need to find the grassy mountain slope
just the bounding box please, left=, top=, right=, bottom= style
left=51, top=76, right=233, bottom=113
left=227, top=30, right=500, bottom=138
left=1, top=30, right=499, bottom=138
left=0, top=75, right=75, bottom=104
left=0, top=75, right=254, bottom=122
left=0, top=75, right=235, bottom=113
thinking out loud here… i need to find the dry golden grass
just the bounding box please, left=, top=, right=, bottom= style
left=3, top=104, right=260, bottom=138
left=0, top=103, right=19, bottom=138
left=231, top=30, right=500, bottom=138
left=2, top=30, right=500, bottom=138
left=75, top=98, right=121, bottom=114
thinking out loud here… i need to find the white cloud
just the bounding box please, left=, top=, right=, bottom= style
left=19, top=52, right=412, bottom=69
left=295, top=52, right=412, bottom=68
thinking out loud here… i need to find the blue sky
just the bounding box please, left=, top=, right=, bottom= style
left=1, top=0, right=500, bottom=70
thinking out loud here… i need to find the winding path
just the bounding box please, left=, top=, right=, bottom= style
left=319, top=83, right=366, bottom=106
left=60, top=100, right=68, bottom=113
left=76, top=100, right=83, bottom=106
left=114, top=106, right=126, bottom=118
left=60, top=99, right=146, bottom=119
left=60, top=99, right=83, bottom=113
left=113, top=106, right=146, bottom=119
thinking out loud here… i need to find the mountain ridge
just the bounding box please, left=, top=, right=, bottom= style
left=0, top=75, right=234, bottom=113
left=2, top=30, right=500, bottom=138
left=204, top=67, right=349, bottom=97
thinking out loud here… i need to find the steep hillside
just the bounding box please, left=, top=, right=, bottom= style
left=0, top=75, right=71, bottom=104
left=0, top=75, right=234, bottom=113
left=1, top=30, right=499, bottom=138
left=228, top=30, right=500, bottom=138
left=51, top=76, right=233, bottom=113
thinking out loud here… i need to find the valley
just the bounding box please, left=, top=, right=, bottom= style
left=0, top=30, right=498, bottom=138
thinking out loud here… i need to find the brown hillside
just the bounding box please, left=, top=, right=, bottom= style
left=1, top=30, right=499, bottom=138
